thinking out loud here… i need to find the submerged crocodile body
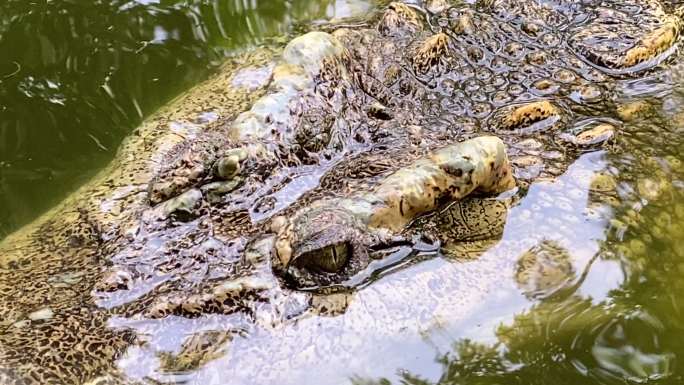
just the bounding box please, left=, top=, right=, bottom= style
left=0, top=0, right=683, bottom=383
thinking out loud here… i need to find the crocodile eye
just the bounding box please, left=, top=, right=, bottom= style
left=295, top=243, right=350, bottom=273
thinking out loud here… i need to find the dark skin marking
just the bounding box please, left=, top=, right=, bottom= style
left=441, top=164, right=464, bottom=177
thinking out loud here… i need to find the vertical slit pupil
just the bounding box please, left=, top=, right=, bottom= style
left=331, top=245, right=339, bottom=265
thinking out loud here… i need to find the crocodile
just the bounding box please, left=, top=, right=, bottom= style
left=0, top=0, right=682, bottom=383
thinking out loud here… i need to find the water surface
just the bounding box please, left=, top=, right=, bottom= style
left=1, top=1, right=684, bottom=384
left=0, top=0, right=368, bottom=238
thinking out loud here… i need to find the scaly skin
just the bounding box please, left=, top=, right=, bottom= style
left=0, top=0, right=682, bottom=383
left=273, top=136, right=515, bottom=288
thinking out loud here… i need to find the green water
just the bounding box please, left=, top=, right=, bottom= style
left=2, top=1, right=684, bottom=384
left=0, top=0, right=362, bottom=238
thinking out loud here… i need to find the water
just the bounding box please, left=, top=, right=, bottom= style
left=1, top=1, right=684, bottom=384
left=0, top=0, right=368, bottom=238
left=353, top=133, right=684, bottom=385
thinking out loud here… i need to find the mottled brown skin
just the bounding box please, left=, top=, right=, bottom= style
left=412, top=196, right=512, bottom=259
left=158, top=330, right=234, bottom=373
left=0, top=0, right=682, bottom=383
left=0, top=49, right=278, bottom=385
left=499, top=101, right=561, bottom=131
left=378, top=2, right=424, bottom=36
left=569, top=4, right=680, bottom=73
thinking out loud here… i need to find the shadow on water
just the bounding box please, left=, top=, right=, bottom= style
left=0, top=0, right=356, bottom=239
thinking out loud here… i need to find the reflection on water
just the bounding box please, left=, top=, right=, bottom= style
left=1, top=1, right=684, bottom=384
left=0, top=0, right=363, bottom=238
left=97, top=124, right=684, bottom=384
left=102, top=142, right=681, bottom=385
left=350, top=71, right=684, bottom=385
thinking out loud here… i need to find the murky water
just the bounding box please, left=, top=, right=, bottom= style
left=1, top=0, right=684, bottom=384
left=0, top=0, right=370, bottom=238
